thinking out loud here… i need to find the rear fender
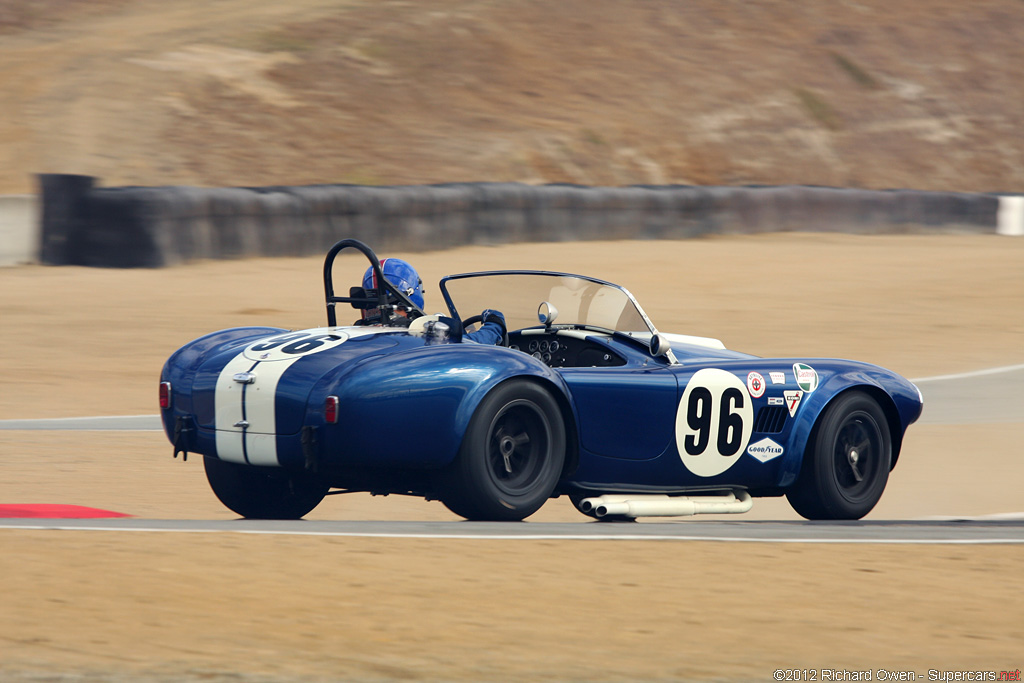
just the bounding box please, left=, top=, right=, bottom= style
left=454, top=373, right=582, bottom=480
left=319, top=345, right=572, bottom=468
left=451, top=362, right=576, bottom=464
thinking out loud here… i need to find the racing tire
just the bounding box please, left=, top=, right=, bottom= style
left=442, top=380, right=566, bottom=521
left=203, top=456, right=329, bottom=520
left=786, top=391, right=891, bottom=520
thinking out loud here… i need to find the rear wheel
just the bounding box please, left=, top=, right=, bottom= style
left=787, top=391, right=891, bottom=520
left=442, top=380, right=565, bottom=521
left=204, top=456, right=328, bottom=519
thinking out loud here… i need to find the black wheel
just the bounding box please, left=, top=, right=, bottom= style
left=204, top=456, right=329, bottom=519
left=787, top=391, right=891, bottom=520
left=442, top=380, right=565, bottom=521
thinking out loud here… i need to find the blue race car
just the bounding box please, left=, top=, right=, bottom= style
left=159, top=239, right=923, bottom=522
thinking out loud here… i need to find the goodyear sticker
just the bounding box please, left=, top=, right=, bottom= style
left=747, top=437, right=784, bottom=463
left=793, top=363, right=819, bottom=392
left=767, top=396, right=784, bottom=406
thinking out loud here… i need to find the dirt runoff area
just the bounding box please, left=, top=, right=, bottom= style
left=1, top=234, right=1023, bottom=681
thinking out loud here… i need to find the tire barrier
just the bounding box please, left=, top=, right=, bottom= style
left=36, top=174, right=1007, bottom=268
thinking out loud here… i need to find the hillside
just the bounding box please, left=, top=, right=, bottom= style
left=1, top=0, right=1022, bottom=195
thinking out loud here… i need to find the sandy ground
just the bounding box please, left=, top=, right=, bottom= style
left=1, top=235, right=1023, bottom=680
left=3, top=2, right=1023, bottom=679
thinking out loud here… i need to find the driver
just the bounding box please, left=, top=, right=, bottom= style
left=358, top=258, right=506, bottom=345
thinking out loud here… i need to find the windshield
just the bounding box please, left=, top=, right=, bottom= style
left=440, top=271, right=658, bottom=335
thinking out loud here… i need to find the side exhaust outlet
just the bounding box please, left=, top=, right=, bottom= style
left=580, top=490, right=753, bottom=519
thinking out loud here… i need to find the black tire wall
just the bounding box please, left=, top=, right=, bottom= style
left=38, top=174, right=1001, bottom=267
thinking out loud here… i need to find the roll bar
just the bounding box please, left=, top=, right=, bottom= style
left=322, top=239, right=424, bottom=327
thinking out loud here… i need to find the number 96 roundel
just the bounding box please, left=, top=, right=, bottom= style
left=675, top=368, right=753, bottom=477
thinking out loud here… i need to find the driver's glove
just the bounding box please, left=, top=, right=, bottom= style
left=481, top=309, right=506, bottom=333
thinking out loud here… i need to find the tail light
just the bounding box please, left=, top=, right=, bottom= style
left=159, top=381, right=172, bottom=409
left=324, top=395, right=339, bottom=424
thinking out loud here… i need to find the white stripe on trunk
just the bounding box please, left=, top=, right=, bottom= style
left=214, top=353, right=260, bottom=464
left=214, top=352, right=305, bottom=465
left=213, top=326, right=393, bottom=466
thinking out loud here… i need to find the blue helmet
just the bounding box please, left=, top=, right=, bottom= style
left=363, top=258, right=424, bottom=310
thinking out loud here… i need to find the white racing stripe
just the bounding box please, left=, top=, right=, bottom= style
left=214, top=353, right=261, bottom=464
left=213, top=326, right=395, bottom=465
left=214, top=344, right=310, bottom=465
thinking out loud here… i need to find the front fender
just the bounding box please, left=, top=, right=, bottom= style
left=316, top=344, right=571, bottom=468
left=775, top=362, right=922, bottom=487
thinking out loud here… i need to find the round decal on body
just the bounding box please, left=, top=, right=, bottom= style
left=676, top=368, right=754, bottom=477
left=793, top=363, right=819, bottom=392
left=746, top=371, right=766, bottom=398
left=243, top=330, right=349, bottom=362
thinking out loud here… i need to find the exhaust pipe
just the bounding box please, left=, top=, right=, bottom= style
left=580, top=490, right=752, bottom=519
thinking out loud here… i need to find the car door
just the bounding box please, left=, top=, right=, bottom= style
left=667, top=365, right=756, bottom=479
left=559, top=363, right=678, bottom=461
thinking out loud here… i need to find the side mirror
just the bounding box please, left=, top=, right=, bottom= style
left=650, top=333, right=670, bottom=358
left=538, top=301, right=559, bottom=327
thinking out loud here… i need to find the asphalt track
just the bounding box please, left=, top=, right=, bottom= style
left=1, top=364, right=1022, bottom=543
left=2, top=517, right=1024, bottom=543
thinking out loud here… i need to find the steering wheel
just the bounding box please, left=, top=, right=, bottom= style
left=461, top=314, right=509, bottom=347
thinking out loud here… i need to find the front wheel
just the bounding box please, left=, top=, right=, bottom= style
left=787, top=391, right=891, bottom=520
left=204, top=456, right=328, bottom=519
left=442, top=380, right=566, bottom=521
